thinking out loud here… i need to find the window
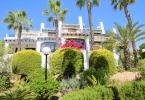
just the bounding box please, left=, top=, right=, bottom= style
left=40, top=42, right=56, bottom=52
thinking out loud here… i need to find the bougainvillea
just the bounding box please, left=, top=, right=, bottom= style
left=61, top=40, right=85, bottom=50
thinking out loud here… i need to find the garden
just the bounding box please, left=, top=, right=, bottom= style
left=1, top=39, right=145, bottom=100
left=1, top=0, right=145, bottom=100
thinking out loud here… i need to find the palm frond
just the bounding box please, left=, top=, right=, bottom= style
left=47, top=16, right=53, bottom=22
left=2, top=18, right=10, bottom=23
left=134, top=31, right=145, bottom=39
left=17, top=10, right=26, bottom=18
left=7, top=24, right=14, bottom=29
left=23, top=27, right=29, bottom=32
left=55, top=0, right=61, bottom=7
left=135, top=36, right=145, bottom=42
left=76, top=0, right=86, bottom=10
left=8, top=11, right=15, bottom=18
left=111, top=0, right=124, bottom=10
left=59, top=9, right=68, bottom=15
left=59, top=16, right=65, bottom=22
left=128, top=0, right=136, bottom=4
left=93, top=0, right=99, bottom=6
left=111, top=0, right=117, bottom=5
left=14, top=26, right=18, bottom=30
left=42, top=9, right=50, bottom=15
left=49, top=0, right=56, bottom=11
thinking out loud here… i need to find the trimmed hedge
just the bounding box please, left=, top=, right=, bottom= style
left=89, top=49, right=117, bottom=75
left=50, top=47, right=84, bottom=76
left=12, top=50, right=41, bottom=76
left=61, top=85, right=114, bottom=100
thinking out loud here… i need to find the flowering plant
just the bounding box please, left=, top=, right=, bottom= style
left=61, top=40, right=85, bottom=50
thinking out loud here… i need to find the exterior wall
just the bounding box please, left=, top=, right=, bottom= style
left=21, top=44, right=36, bottom=50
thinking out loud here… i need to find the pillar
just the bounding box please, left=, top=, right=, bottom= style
left=36, top=41, right=41, bottom=53
left=79, top=16, right=83, bottom=29
left=100, top=22, right=105, bottom=34
left=84, top=36, right=90, bottom=70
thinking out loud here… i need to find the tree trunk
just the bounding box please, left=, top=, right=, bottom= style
left=54, top=18, right=59, bottom=50
left=122, top=0, right=132, bottom=23
left=124, top=48, right=130, bottom=70
left=17, top=22, right=22, bottom=52
left=86, top=0, right=94, bottom=50
left=132, top=41, right=138, bottom=68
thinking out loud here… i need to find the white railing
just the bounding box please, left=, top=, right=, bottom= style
left=5, top=34, right=38, bottom=39
left=62, top=29, right=89, bottom=34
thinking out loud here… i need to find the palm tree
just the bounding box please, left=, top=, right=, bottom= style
left=3, top=10, right=33, bottom=52
left=76, top=0, right=99, bottom=50
left=128, top=22, right=145, bottom=68
left=106, top=22, right=131, bottom=70
left=43, top=0, right=68, bottom=50
left=111, top=0, right=136, bottom=23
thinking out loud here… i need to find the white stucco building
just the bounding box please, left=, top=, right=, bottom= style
left=4, top=16, right=118, bottom=69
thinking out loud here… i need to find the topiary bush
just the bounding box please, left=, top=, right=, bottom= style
left=12, top=50, right=41, bottom=76
left=50, top=47, right=84, bottom=77
left=89, top=49, right=117, bottom=75
left=61, top=85, right=114, bottom=100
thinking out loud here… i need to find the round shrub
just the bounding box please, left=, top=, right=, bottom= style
left=89, top=49, right=117, bottom=75
left=12, top=50, right=41, bottom=76
left=50, top=47, right=84, bottom=77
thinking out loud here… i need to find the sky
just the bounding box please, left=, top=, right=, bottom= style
left=0, top=0, right=145, bottom=48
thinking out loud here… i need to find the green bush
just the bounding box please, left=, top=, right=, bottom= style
left=139, top=60, right=145, bottom=79
left=112, top=81, right=145, bottom=100
left=28, top=76, right=60, bottom=100
left=61, top=85, right=114, bottom=100
left=60, top=77, right=85, bottom=95
left=139, top=59, right=145, bottom=67
left=89, top=49, right=117, bottom=75
left=83, top=68, right=109, bottom=86
left=12, top=50, right=41, bottom=76
left=50, top=47, right=84, bottom=77
left=0, top=75, right=9, bottom=92
left=0, top=41, right=5, bottom=56
left=139, top=43, right=145, bottom=59
left=117, top=66, right=125, bottom=72
left=27, top=67, right=43, bottom=80
left=0, top=81, right=36, bottom=100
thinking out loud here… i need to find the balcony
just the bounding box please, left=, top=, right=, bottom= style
left=94, top=36, right=110, bottom=42
left=62, top=29, right=89, bottom=35
left=4, top=34, right=37, bottom=40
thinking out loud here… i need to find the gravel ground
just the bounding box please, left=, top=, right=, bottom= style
left=111, top=71, right=141, bottom=83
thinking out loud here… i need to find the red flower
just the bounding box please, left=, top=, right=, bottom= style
left=60, top=40, right=86, bottom=50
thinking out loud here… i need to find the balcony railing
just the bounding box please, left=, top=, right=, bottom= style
left=62, top=29, right=89, bottom=34
left=5, top=34, right=37, bottom=39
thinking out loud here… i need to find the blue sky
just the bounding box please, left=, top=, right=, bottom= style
left=0, top=0, right=145, bottom=47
